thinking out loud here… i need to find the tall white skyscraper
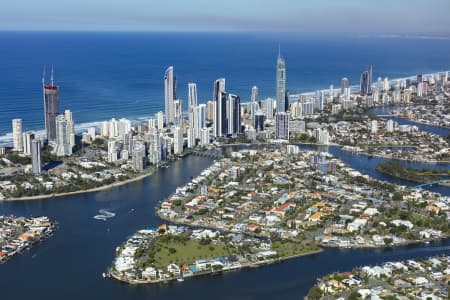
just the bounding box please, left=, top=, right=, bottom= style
left=188, top=83, right=197, bottom=108
left=251, top=86, right=259, bottom=120
left=195, top=104, right=206, bottom=139
left=200, top=128, right=210, bottom=146
left=64, top=109, right=75, bottom=147
left=173, top=126, right=183, bottom=155
left=31, top=139, right=42, bottom=176
left=131, top=140, right=145, bottom=171
left=54, top=115, right=72, bottom=156
left=276, top=49, right=286, bottom=113
left=156, top=111, right=164, bottom=130
left=213, top=78, right=226, bottom=137
left=22, top=131, right=35, bottom=156
left=173, top=99, right=183, bottom=126
left=12, top=119, right=23, bottom=152
left=118, top=118, right=131, bottom=138
left=107, top=140, right=118, bottom=162
left=164, top=66, right=176, bottom=126
left=187, top=127, right=195, bottom=148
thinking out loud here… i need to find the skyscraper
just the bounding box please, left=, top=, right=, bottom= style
left=275, top=112, right=289, bottom=139
left=54, top=115, right=72, bottom=157
left=250, top=86, right=259, bottom=120
left=43, top=66, right=60, bottom=142
left=226, top=94, right=241, bottom=136
left=131, top=140, right=146, bottom=171
left=12, top=118, right=23, bottom=151
left=213, top=78, right=226, bottom=137
left=341, top=77, right=349, bottom=94
left=360, top=66, right=373, bottom=95
left=173, top=126, right=183, bottom=155
left=31, top=139, right=42, bottom=176
left=188, top=83, right=197, bottom=108
left=164, top=66, right=176, bottom=126
left=22, top=131, right=35, bottom=155
left=173, top=99, right=183, bottom=126
left=276, top=49, right=286, bottom=113
left=64, top=109, right=75, bottom=147
left=254, top=110, right=265, bottom=132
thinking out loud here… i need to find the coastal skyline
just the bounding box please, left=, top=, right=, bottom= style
left=1, top=0, right=450, bottom=34
left=0, top=2, right=449, bottom=299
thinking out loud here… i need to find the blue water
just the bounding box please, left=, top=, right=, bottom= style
left=1, top=31, right=450, bottom=139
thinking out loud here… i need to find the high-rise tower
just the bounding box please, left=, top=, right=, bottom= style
left=360, top=66, right=373, bottom=95
left=12, top=118, right=23, bottom=151
left=188, top=83, right=198, bottom=108
left=164, top=66, right=176, bottom=127
left=43, top=66, right=60, bottom=142
left=276, top=48, right=286, bottom=113
left=213, top=78, right=226, bottom=137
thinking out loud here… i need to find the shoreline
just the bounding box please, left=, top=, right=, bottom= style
left=2, top=169, right=156, bottom=202
left=321, top=235, right=449, bottom=250
left=109, top=247, right=324, bottom=285
left=340, top=148, right=450, bottom=164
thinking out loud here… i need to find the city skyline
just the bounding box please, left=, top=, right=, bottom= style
left=0, top=0, right=449, bottom=34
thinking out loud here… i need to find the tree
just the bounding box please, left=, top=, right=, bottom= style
left=306, top=286, right=322, bottom=300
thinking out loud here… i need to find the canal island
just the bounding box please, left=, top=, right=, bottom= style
left=109, top=147, right=449, bottom=284
left=0, top=215, right=55, bottom=263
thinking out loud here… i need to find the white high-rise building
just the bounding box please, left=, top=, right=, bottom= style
left=276, top=50, right=286, bottom=113
left=118, top=118, right=131, bottom=138
left=263, top=99, right=274, bottom=120
left=314, top=128, right=329, bottom=145
left=148, top=130, right=162, bottom=165
left=87, top=127, right=96, bottom=140
left=108, top=118, right=118, bottom=138
left=173, top=127, right=183, bottom=155
left=290, top=101, right=302, bottom=118
left=156, top=111, right=164, bottom=130
left=188, top=83, right=197, bottom=107
left=64, top=109, right=75, bottom=147
left=173, top=99, right=183, bottom=126
left=164, top=66, right=176, bottom=126
left=12, top=119, right=23, bottom=152
left=251, top=86, right=258, bottom=119
left=54, top=115, right=72, bottom=156
left=101, top=121, right=109, bottom=137
left=107, top=140, right=118, bottom=163
left=383, top=77, right=390, bottom=92
left=371, top=120, right=378, bottom=134
left=192, top=104, right=206, bottom=140
left=22, top=131, right=35, bottom=155
left=200, top=128, right=210, bottom=146
left=386, top=119, right=395, bottom=133
left=148, top=118, right=156, bottom=130
left=187, top=127, right=195, bottom=148
left=31, top=139, right=42, bottom=176
left=131, top=140, right=145, bottom=172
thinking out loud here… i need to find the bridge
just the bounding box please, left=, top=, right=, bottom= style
left=189, top=151, right=223, bottom=159
left=414, top=179, right=449, bottom=189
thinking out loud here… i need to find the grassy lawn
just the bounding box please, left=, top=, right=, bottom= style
left=271, top=240, right=320, bottom=257
left=144, top=235, right=238, bottom=268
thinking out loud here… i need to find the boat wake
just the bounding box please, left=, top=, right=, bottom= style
left=93, top=209, right=116, bottom=221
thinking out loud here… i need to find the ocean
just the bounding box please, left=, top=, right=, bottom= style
left=1, top=31, right=450, bottom=142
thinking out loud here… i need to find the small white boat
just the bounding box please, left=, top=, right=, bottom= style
left=102, top=272, right=106, bottom=278
left=177, top=278, right=184, bottom=282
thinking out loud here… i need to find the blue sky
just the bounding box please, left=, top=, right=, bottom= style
left=1, top=0, right=449, bottom=33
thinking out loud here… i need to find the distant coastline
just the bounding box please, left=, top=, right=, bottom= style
left=3, top=169, right=155, bottom=201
